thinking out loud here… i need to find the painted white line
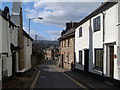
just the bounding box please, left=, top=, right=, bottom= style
left=30, top=71, right=40, bottom=90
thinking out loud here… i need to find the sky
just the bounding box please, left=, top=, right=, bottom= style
left=0, top=0, right=107, bottom=41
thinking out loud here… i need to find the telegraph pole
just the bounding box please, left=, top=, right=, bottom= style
left=35, top=34, right=38, bottom=63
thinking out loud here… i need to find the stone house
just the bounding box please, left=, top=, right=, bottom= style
left=58, top=22, right=78, bottom=69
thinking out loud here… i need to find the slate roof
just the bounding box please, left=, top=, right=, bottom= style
left=58, top=28, right=75, bottom=41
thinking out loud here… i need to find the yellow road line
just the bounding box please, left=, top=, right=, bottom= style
left=62, top=72, right=87, bottom=89
left=30, top=71, right=40, bottom=90
left=56, top=67, right=87, bottom=89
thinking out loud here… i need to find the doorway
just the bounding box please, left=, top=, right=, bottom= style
left=12, top=52, right=16, bottom=74
left=109, top=46, right=114, bottom=78
left=61, top=54, right=64, bottom=67
left=84, top=50, right=89, bottom=72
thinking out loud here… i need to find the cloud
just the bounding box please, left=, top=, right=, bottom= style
left=25, top=2, right=104, bottom=27
left=47, top=30, right=62, bottom=41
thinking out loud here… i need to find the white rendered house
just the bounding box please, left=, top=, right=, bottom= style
left=75, top=2, right=120, bottom=81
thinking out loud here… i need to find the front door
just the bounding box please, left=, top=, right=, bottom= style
left=12, top=52, right=16, bottom=74
left=109, top=46, right=114, bottom=78
left=61, top=54, right=64, bottom=67
left=84, top=50, right=89, bottom=72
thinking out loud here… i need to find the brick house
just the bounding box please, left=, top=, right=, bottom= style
left=58, top=22, right=78, bottom=69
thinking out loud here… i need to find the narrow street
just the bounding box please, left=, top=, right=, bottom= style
left=33, top=60, right=85, bottom=89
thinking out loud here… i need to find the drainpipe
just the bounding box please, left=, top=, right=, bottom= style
left=101, top=11, right=106, bottom=78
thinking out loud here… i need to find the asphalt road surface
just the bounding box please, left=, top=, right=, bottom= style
left=33, top=60, right=84, bottom=89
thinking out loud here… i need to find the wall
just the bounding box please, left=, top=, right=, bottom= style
left=1, top=15, right=12, bottom=77
left=18, top=36, right=32, bottom=72
left=117, top=2, right=120, bottom=80
left=75, top=20, right=89, bottom=70
left=46, top=50, right=52, bottom=60
left=89, top=13, right=103, bottom=75
left=60, top=36, right=75, bottom=69
left=75, top=3, right=119, bottom=78
left=24, top=37, right=32, bottom=71
left=0, top=16, right=2, bottom=80
left=103, top=4, right=118, bottom=79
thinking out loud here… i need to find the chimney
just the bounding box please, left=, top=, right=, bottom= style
left=4, top=6, right=10, bottom=20
left=66, top=22, right=72, bottom=30
left=11, top=2, right=22, bottom=26
left=66, top=21, right=79, bottom=30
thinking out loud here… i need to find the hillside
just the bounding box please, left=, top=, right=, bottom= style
left=33, top=40, right=59, bottom=50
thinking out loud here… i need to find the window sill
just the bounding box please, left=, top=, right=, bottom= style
left=94, top=29, right=100, bottom=32
left=93, top=67, right=102, bottom=71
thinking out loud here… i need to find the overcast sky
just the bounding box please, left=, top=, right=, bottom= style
left=1, top=0, right=107, bottom=41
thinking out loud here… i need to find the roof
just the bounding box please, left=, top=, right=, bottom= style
left=23, top=30, right=33, bottom=41
left=58, top=28, right=75, bottom=41
left=0, top=9, right=16, bottom=27
left=76, top=2, right=118, bottom=28
left=0, top=9, right=33, bottom=41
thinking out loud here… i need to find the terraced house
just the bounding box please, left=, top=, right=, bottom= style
left=0, top=2, right=33, bottom=81
left=75, top=2, right=120, bottom=81
left=58, top=22, right=78, bottom=69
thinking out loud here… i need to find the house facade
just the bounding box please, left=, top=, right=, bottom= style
left=58, top=22, right=78, bottom=69
left=11, top=2, right=33, bottom=73
left=0, top=7, right=17, bottom=79
left=75, top=2, right=120, bottom=81
left=0, top=2, right=33, bottom=81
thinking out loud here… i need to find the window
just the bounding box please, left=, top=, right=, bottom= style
left=64, top=40, right=66, bottom=47
left=79, top=27, right=82, bottom=37
left=79, top=51, right=82, bottom=64
left=64, top=52, right=66, bottom=63
left=95, top=49, right=103, bottom=70
left=27, top=38, right=29, bottom=46
left=93, top=16, right=101, bottom=32
left=68, top=39, right=70, bottom=47
left=68, top=52, right=70, bottom=64
left=61, top=41, right=63, bottom=47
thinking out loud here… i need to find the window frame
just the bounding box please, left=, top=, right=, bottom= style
left=78, top=50, right=82, bottom=65
left=94, top=49, right=103, bottom=71
left=93, top=16, right=101, bottom=32
left=79, top=27, right=82, bottom=37
left=68, top=52, right=70, bottom=64
left=68, top=38, right=70, bottom=47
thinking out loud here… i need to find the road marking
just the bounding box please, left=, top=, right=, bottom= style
left=30, top=71, right=40, bottom=90
left=62, top=72, right=87, bottom=89
left=55, top=67, right=87, bottom=89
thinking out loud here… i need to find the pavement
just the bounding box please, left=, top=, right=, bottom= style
left=56, top=66, right=120, bottom=89
left=2, top=69, right=38, bottom=89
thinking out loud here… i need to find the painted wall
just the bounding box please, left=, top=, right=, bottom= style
left=89, top=13, right=103, bottom=75
left=1, top=16, right=12, bottom=77
left=75, top=3, right=120, bottom=80
left=75, top=20, right=89, bottom=70
left=117, top=2, right=120, bottom=80
left=23, top=37, right=32, bottom=72
left=0, top=16, right=2, bottom=80
left=103, top=4, right=118, bottom=79
left=16, top=36, right=32, bottom=72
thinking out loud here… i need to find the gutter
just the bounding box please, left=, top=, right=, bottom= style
left=101, top=9, right=106, bottom=78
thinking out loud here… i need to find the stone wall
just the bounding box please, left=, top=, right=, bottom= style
left=60, top=36, right=75, bottom=69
